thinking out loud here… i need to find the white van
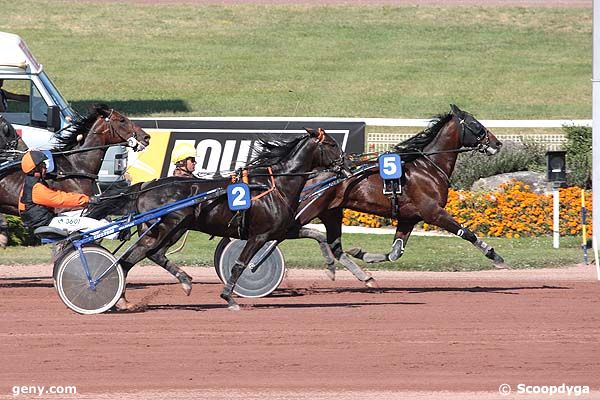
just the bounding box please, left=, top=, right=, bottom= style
left=0, top=31, right=127, bottom=190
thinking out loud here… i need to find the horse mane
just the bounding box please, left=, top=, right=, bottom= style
left=84, top=180, right=143, bottom=219
left=51, top=104, right=111, bottom=151
left=392, top=112, right=454, bottom=162
left=246, top=134, right=308, bottom=168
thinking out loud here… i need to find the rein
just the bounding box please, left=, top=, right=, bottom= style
left=50, top=142, right=129, bottom=156
left=348, top=147, right=476, bottom=163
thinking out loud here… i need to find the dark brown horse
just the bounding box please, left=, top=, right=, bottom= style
left=0, top=104, right=150, bottom=216
left=86, top=128, right=346, bottom=310
left=285, top=105, right=506, bottom=281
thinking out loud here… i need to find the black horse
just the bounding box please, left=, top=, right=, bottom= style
left=0, top=104, right=150, bottom=217
left=284, top=105, right=506, bottom=282
left=86, top=128, right=346, bottom=310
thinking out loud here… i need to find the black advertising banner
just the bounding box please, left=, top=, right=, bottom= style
left=132, top=119, right=365, bottom=178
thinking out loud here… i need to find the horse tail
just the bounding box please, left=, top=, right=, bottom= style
left=85, top=184, right=141, bottom=219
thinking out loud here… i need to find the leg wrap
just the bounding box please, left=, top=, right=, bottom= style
left=474, top=238, right=494, bottom=257
left=338, top=253, right=370, bottom=281
left=457, top=228, right=478, bottom=244
left=221, top=260, right=245, bottom=299
left=298, top=227, right=335, bottom=271
left=362, top=252, right=388, bottom=263
left=164, top=262, right=186, bottom=279
left=387, top=238, right=405, bottom=262
left=330, top=238, right=343, bottom=259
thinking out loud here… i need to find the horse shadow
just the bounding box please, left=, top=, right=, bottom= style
left=140, top=299, right=424, bottom=313
left=0, top=276, right=54, bottom=289
left=270, top=284, right=570, bottom=297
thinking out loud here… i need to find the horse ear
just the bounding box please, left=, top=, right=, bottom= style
left=93, top=103, right=111, bottom=118
left=450, top=104, right=462, bottom=115
left=304, top=127, right=316, bottom=137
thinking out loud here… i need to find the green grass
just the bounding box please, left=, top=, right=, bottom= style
left=0, top=3, right=592, bottom=271
left=0, top=232, right=587, bottom=271
left=1, top=1, right=592, bottom=119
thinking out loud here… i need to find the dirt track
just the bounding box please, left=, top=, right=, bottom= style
left=1, top=264, right=599, bottom=399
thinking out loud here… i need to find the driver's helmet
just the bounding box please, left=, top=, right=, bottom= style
left=171, top=142, right=197, bottom=165
left=21, top=150, right=54, bottom=174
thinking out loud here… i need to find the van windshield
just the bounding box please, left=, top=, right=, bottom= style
left=39, top=72, right=74, bottom=118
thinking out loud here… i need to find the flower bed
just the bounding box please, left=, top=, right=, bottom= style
left=342, top=181, right=593, bottom=238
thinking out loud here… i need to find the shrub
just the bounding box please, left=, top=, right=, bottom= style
left=450, top=140, right=546, bottom=190
left=343, top=181, right=593, bottom=238
left=5, top=215, right=38, bottom=246
left=563, top=125, right=592, bottom=188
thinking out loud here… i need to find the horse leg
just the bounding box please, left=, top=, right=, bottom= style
left=288, top=227, right=337, bottom=280
left=319, top=209, right=375, bottom=287
left=347, top=220, right=415, bottom=263
left=220, top=237, right=268, bottom=311
left=147, top=251, right=193, bottom=296
left=424, top=208, right=508, bottom=269
left=113, top=230, right=171, bottom=311
left=115, top=247, right=149, bottom=311
left=145, top=225, right=193, bottom=295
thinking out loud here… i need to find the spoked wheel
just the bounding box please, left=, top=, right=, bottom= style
left=218, top=238, right=285, bottom=298
left=53, top=245, right=125, bottom=315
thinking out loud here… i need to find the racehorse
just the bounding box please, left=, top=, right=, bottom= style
left=0, top=104, right=150, bottom=216
left=86, top=128, right=346, bottom=311
left=286, top=104, right=506, bottom=280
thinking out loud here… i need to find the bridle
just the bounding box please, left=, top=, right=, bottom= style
left=313, top=130, right=351, bottom=178
left=90, top=109, right=145, bottom=151
left=455, top=112, right=492, bottom=153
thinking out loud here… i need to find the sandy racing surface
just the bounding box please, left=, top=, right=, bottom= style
left=0, top=264, right=599, bottom=399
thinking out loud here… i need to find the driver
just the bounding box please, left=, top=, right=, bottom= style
left=19, top=150, right=89, bottom=230
left=18, top=150, right=116, bottom=238
left=171, top=142, right=197, bottom=177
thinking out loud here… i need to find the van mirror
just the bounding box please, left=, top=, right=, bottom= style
left=47, top=105, right=61, bottom=132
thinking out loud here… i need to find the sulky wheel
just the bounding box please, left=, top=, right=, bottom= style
left=53, top=245, right=125, bottom=315
left=218, top=238, right=285, bottom=298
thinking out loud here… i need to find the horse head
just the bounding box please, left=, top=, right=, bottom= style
left=85, top=104, right=150, bottom=152
left=450, top=104, right=502, bottom=155
left=304, top=127, right=348, bottom=173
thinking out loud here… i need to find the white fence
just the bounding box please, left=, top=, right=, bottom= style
left=163, top=116, right=592, bottom=151
left=363, top=118, right=591, bottom=152
left=368, top=132, right=570, bottom=152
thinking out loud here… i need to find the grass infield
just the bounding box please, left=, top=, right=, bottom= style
left=0, top=232, right=587, bottom=271
left=1, top=1, right=591, bottom=119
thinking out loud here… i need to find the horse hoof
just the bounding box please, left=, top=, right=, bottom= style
left=493, top=262, right=510, bottom=270
left=364, top=277, right=378, bottom=288
left=325, top=268, right=336, bottom=281
left=176, top=272, right=193, bottom=296
left=493, top=253, right=505, bottom=264
left=228, top=303, right=241, bottom=311
left=182, top=282, right=192, bottom=296
left=114, top=298, right=131, bottom=311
